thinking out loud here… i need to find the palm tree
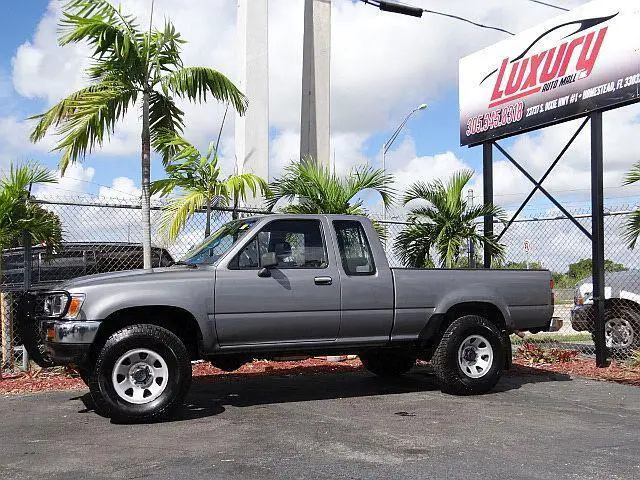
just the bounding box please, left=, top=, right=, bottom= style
left=267, top=160, right=395, bottom=215
left=0, top=162, right=62, bottom=253
left=29, top=0, right=247, bottom=268
left=151, top=129, right=269, bottom=241
left=623, top=162, right=640, bottom=248
left=394, top=170, right=505, bottom=268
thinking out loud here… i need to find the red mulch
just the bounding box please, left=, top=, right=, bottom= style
left=1, top=356, right=639, bottom=395
left=0, top=358, right=363, bottom=395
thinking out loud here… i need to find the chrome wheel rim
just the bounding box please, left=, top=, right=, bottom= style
left=458, top=335, right=494, bottom=379
left=112, top=348, right=169, bottom=404
left=605, top=318, right=634, bottom=349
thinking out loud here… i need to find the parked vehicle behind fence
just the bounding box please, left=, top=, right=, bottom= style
left=572, top=270, right=640, bottom=352
left=22, top=215, right=554, bottom=421
left=2, top=243, right=174, bottom=289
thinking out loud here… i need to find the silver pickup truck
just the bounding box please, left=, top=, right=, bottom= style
left=32, top=214, right=553, bottom=421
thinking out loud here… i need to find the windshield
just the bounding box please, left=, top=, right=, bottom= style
left=180, top=219, right=258, bottom=266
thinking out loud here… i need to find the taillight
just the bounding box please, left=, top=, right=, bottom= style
left=551, top=279, right=555, bottom=305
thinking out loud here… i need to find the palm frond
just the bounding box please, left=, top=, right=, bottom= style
left=347, top=166, right=396, bottom=209
left=623, top=162, right=640, bottom=186
left=160, top=190, right=207, bottom=241
left=149, top=91, right=185, bottom=163
left=268, top=160, right=394, bottom=216
left=29, top=82, right=126, bottom=143
left=151, top=128, right=197, bottom=164
left=149, top=178, right=176, bottom=197
left=398, top=169, right=504, bottom=268
left=62, top=0, right=141, bottom=39
left=161, top=67, right=247, bottom=114
left=444, top=169, right=473, bottom=212
left=462, top=203, right=507, bottom=224
left=50, top=81, right=135, bottom=173
left=0, top=162, right=62, bottom=250
left=224, top=173, right=270, bottom=203
left=60, top=12, right=142, bottom=71
left=402, top=179, right=445, bottom=208
left=393, top=222, right=435, bottom=268
left=623, top=210, right=640, bottom=249
left=1, top=162, right=57, bottom=193
left=145, top=21, right=185, bottom=82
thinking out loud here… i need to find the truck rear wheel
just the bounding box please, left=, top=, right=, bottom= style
left=88, top=324, right=191, bottom=422
left=359, top=349, right=416, bottom=377
left=432, top=315, right=503, bottom=395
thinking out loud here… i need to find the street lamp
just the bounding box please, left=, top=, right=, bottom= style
left=381, top=103, right=427, bottom=219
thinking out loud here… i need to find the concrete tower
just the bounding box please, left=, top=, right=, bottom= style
left=300, top=0, right=331, bottom=167
left=235, top=0, right=269, bottom=190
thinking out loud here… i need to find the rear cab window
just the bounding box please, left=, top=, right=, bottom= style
left=333, top=220, right=376, bottom=276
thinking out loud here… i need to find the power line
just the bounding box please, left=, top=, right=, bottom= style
left=62, top=175, right=140, bottom=197
left=524, top=0, right=569, bottom=12
left=360, top=0, right=515, bottom=35
left=422, top=9, right=515, bottom=36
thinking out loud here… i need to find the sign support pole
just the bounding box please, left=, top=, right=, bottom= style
left=483, top=142, right=493, bottom=268
left=590, top=111, right=607, bottom=367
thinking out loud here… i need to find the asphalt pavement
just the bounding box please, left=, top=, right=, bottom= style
left=1, top=366, right=639, bottom=480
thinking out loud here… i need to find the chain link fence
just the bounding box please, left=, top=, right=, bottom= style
left=2, top=194, right=639, bottom=373
left=493, top=207, right=640, bottom=362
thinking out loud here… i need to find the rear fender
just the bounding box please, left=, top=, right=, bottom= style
left=433, top=289, right=511, bottom=329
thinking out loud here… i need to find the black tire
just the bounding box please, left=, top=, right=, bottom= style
left=591, top=308, right=639, bottom=357
left=88, top=324, right=192, bottom=422
left=359, top=349, right=416, bottom=377
left=76, top=365, right=92, bottom=386
left=432, top=315, right=504, bottom=395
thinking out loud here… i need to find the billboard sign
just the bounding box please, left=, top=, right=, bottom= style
left=459, top=0, right=640, bottom=146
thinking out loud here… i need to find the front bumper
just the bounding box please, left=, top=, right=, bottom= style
left=570, top=305, right=594, bottom=332
left=40, top=320, right=101, bottom=365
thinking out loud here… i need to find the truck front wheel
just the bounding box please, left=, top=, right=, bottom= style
left=432, top=315, right=504, bottom=395
left=88, top=324, right=192, bottom=422
left=359, top=349, right=416, bottom=377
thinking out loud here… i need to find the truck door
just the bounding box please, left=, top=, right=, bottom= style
left=332, top=220, right=394, bottom=343
left=214, top=218, right=341, bottom=346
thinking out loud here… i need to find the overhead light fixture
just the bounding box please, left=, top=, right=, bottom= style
left=378, top=1, right=423, bottom=18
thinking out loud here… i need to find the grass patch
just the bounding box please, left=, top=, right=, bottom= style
left=510, top=333, right=592, bottom=345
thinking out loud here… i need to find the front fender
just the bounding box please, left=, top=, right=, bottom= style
left=75, top=281, right=214, bottom=346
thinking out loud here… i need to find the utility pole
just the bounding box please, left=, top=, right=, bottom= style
left=300, top=0, right=331, bottom=167
left=236, top=0, right=269, bottom=190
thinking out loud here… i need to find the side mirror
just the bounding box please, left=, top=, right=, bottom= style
left=261, top=252, right=278, bottom=268
left=258, top=252, right=277, bottom=277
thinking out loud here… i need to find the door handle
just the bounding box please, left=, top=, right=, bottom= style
left=314, top=276, right=332, bottom=285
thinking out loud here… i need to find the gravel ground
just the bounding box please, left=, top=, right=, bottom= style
left=1, top=366, right=639, bottom=480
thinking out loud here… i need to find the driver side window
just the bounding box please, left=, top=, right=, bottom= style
left=230, top=219, right=327, bottom=269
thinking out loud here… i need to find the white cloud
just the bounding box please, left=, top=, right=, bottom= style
left=8, top=0, right=594, bottom=166
left=98, top=176, right=141, bottom=199
left=32, top=163, right=95, bottom=199
left=6, top=0, right=640, bottom=222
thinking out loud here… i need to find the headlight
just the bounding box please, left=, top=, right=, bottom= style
left=44, top=293, right=85, bottom=319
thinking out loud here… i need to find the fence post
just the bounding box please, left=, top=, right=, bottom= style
left=1, top=292, right=12, bottom=371
left=590, top=111, right=607, bottom=368
left=482, top=142, right=493, bottom=268
left=21, top=230, right=32, bottom=370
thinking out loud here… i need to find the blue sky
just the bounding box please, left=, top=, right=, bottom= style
left=1, top=0, right=638, bottom=215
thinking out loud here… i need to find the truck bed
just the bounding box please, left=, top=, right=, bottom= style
left=390, top=268, right=553, bottom=341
